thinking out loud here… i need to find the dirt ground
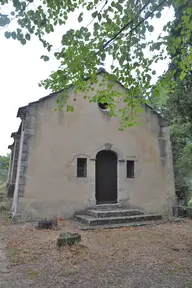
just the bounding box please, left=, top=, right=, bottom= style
left=0, top=213, right=192, bottom=288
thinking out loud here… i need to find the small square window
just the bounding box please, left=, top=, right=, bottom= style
left=77, top=158, right=87, bottom=178
left=126, top=160, right=134, bottom=178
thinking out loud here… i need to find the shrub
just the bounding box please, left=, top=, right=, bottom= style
left=188, top=199, right=192, bottom=207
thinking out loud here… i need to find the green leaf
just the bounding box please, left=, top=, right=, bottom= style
left=17, top=19, right=25, bottom=28
left=152, top=87, right=160, bottom=97
left=25, top=33, right=31, bottom=41
left=145, top=74, right=152, bottom=82
left=16, top=28, right=22, bottom=34
left=152, top=70, right=156, bottom=75
left=133, top=62, right=139, bottom=68
left=141, top=43, right=146, bottom=49
left=156, top=12, right=161, bottom=18
left=148, top=25, right=154, bottom=32
left=150, top=42, right=161, bottom=51
left=67, top=105, right=74, bottom=112
left=21, top=39, right=26, bottom=45
left=179, top=70, right=186, bottom=80
left=78, top=12, right=83, bottom=22
left=43, top=55, right=50, bottom=61
left=175, top=37, right=181, bottom=45
left=11, top=31, right=17, bottom=40
left=4, top=31, right=11, bottom=39
left=98, top=13, right=101, bottom=21
left=16, top=33, right=23, bottom=40
left=13, top=0, right=21, bottom=10
left=92, top=11, right=97, bottom=18
left=0, top=15, right=10, bottom=27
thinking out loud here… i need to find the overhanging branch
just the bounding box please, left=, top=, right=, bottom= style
left=123, top=0, right=167, bottom=38
left=103, top=0, right=167, bottom=49
left=103, top=0, right=151, bottom=49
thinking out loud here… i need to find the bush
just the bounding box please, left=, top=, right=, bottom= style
left=0, top=183, right=6, bottom=193
left=0, top=202, right=10, bottom=212
left=186, top=207, right=192, bottom=219
left=0, top=169, right=8, bottom=185
left=188, top=199, right=192, bottom=207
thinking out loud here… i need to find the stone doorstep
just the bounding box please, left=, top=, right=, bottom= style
left=87, top=208, right=143, bottom=218
left=91, top=203, right=122, bottom=210
left=74, top=220, right=165, bottom=230
left=75, top=214, right=162, bottom=226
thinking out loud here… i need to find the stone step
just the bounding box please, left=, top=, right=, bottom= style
left=87, top=209, right=143, bottom=218
left=75, top=214, right=162, bottom=226
left=93, top=203, right=121, bottom=210
left=77, top=221, right=158, bottom=231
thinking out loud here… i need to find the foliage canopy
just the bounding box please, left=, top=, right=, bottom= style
left=149, top=2, right=192, bottom=202
left=1, top=0, right=192, bottom=127
left=0, top=154, right=9, bottom=184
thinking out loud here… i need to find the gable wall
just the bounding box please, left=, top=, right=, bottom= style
left=18, top=78, right=175, bottom=219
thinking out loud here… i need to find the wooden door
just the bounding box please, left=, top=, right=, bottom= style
left=96, top=150, right=117, bottom=204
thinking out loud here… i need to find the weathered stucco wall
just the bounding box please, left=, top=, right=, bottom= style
left=17, top=78, right=175, bottom=219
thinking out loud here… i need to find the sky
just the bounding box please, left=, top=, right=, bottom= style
left=0, top=5, right=174, bottom=155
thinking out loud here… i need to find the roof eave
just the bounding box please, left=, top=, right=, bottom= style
left=8, top=144, right=13, bottom=150
left=17, top=105, right=28, bottom=119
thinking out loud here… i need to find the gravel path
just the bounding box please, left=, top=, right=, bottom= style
left=0, top=215, right=192, bottom=288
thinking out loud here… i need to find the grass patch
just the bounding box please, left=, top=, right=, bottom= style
left=7, top=247, right=22, bottom=264
left=59, top=264, right=79, bottom=277
left=7, top=246, right=31, bottom=265
left=0, top=183, right=6, bottom=193
left=27, top=268, right=38, bottom=280
left=166, top=266, right=185, bottom=275
left=0, top=202, right=10, bottom=212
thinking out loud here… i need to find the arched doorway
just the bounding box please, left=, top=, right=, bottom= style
left=96, top=150, right=117, bottom=204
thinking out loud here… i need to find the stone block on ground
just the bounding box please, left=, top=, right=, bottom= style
left=172, top=206, right=192, bottom=219
left=57, top=232, right=81, bottom=248
left=36, top=219, right=58, bottom=229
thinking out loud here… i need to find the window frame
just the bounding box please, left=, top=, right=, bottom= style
left=126, top=160, right=135, bottom=178
left=77, top=158, right=87, bottom=178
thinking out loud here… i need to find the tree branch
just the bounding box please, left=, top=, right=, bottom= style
left=124, top=0, right=167, bottom=38
left=103, top=0, right=151, bottom=49
left=103, top=0, right=167, bottom=49
left=86, top=0, right=108, bottom=28
left=0, top=1, right=31, bottom=30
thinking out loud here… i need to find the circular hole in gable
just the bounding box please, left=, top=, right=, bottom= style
left=98, top=102, right=108, bottom=110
